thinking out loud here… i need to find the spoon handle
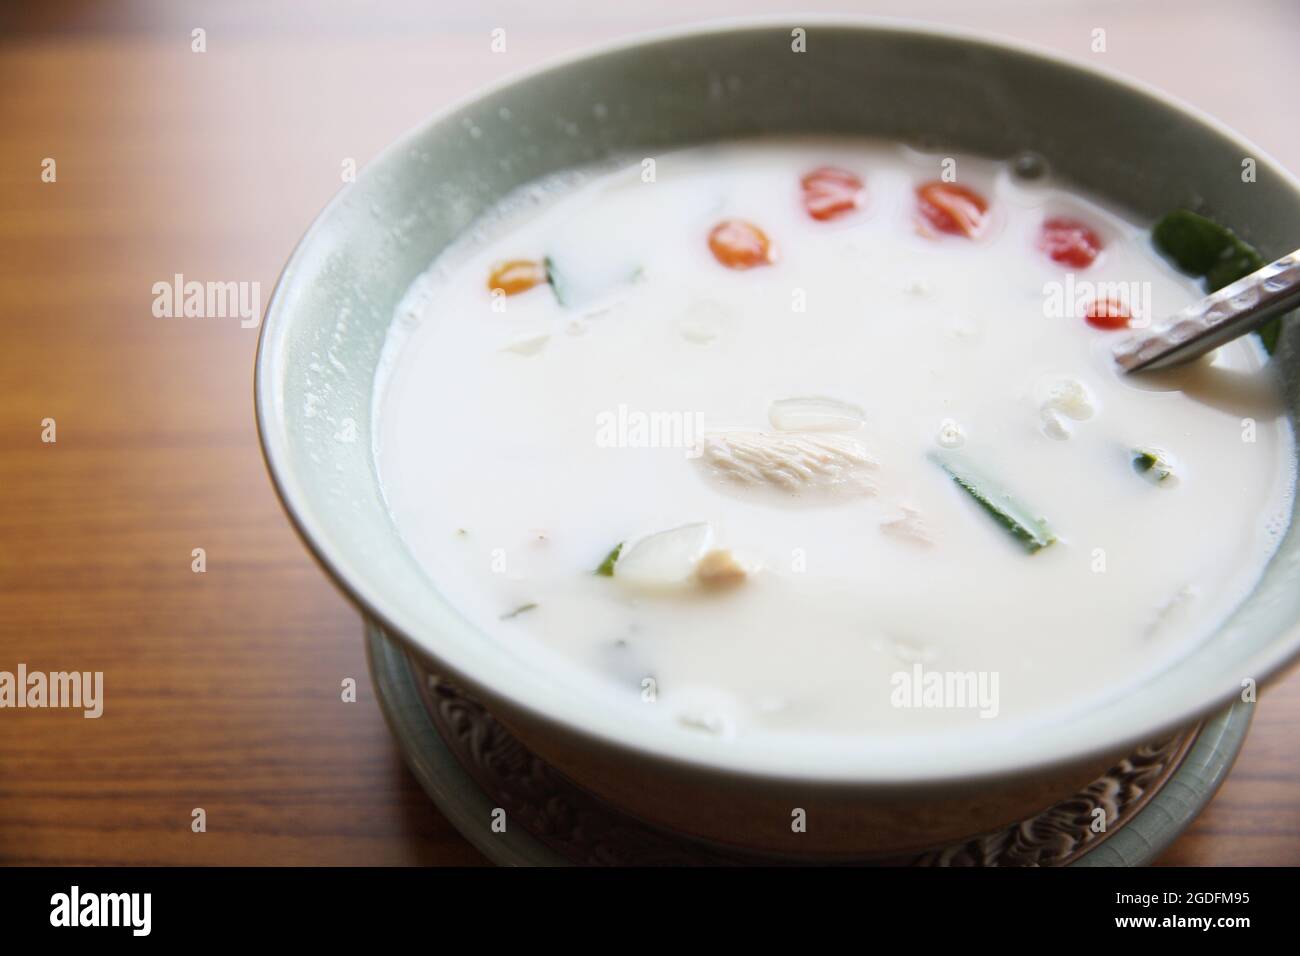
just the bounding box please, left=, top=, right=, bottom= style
left=1115, top=248, right=1300, bottom=373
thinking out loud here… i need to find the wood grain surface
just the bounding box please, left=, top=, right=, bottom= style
left=1, top=0, right=1298, bottom=866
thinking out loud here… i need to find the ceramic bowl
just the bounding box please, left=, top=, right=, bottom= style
left=256, top=17, right=1300, bottom=856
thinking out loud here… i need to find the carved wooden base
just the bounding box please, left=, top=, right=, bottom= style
left=409, top=657, right=1198, bottom=866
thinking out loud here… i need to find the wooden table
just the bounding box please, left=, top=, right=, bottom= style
left=2, top=0, right=1297, bottom=866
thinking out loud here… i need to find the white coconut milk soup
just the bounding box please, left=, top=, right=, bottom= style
left=374, top=140, right=1294, bottom=743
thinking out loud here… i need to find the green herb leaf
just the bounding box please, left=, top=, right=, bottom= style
left=1152, top=209, right=1277, bottom=352
left=1132, top=448, right=1174, bottom=484
left=500, top=602, right=537, bottom=620
left=931, top=453, right=1056, bottom=553
left=543, top=255, right=568, bottom=306
left=594, top=542, right=623, bottom=576
left=543, top=255, right=642, bottom=310
left=1256, top=313, right=1282, bottom=355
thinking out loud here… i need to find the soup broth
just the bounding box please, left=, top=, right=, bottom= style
left=374, top=140, right=1294, bottom=740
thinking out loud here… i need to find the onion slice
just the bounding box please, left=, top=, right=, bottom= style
left=614, top=523, right=715, bottom=590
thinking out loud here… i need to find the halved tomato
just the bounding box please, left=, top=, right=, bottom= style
left=916, top=181, right=989, bottom=238
left=708, top=220, right=775, bottom=269
left=1040, top=217, right=1103, bottom=268
left=1084, top=297, right=1131, bottom=330
left=487, top=259, right=546, bottom=296
left=801, top=167, right=865, bottom=221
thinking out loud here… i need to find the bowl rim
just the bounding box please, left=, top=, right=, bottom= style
left=256, top=13, right=1300, bottom=786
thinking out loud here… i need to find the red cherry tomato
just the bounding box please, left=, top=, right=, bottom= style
left=801, top=166, right=865, bottom=221
left=708, top=219, right=775, bottom=269
left=1039, top=217, right=1103, bottom=268
left=916, top=181, right=989, bottom=237
left=1085, top=297, right=1131, bottom=330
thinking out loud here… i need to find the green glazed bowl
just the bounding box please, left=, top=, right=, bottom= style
left=256, top=17, right=1300, bottom=856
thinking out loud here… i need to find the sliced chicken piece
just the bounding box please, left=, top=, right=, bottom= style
left=697, top=430, right=878, bottom=497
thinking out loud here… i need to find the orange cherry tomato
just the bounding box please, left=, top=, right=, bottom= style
left=916, top=181, right=989, bottom=238
left=708, top=220, right=775, bottom=269
left=487, top=259, right=546, bottom=296
left=801, top=166, right=865, bottom=221
left=1039, top=217, right=1103, bottom=268
left=1084, top=297, right=1131, bottom=330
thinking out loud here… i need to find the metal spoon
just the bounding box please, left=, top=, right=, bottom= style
left=1114, top=248, right=1300, bottom=373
